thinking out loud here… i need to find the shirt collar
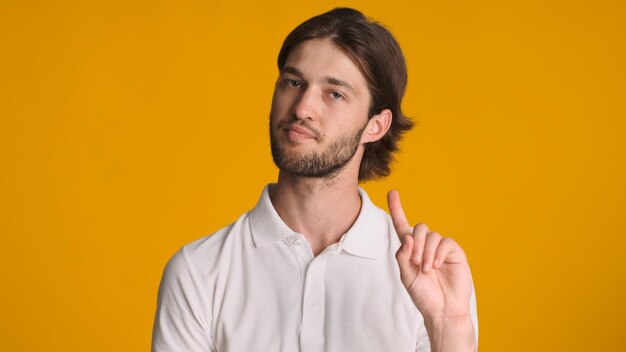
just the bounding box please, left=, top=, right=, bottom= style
left=249, top=185, right=296, bottom=246
left=249, top=184, right=387, bottom=259
left=339, top=187, right=386, bottom=259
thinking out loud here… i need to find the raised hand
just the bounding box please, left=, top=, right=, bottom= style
left=387, top=190, right=475, bottom=351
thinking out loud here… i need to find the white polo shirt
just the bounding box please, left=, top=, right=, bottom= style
left=152, top=185, right=478, bottom=352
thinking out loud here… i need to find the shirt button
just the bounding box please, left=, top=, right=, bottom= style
left=309, top=300, right=317, bottom=308
left=292, top=239, right=302, bottom=246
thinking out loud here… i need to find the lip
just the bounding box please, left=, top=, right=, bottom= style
left=286, top=124, right=316, bottom=139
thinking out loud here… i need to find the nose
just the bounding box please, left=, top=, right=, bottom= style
left=293, top=86, right=318, bottom=121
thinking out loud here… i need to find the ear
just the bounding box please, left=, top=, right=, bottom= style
left=361, top=109, right=392, bottom=144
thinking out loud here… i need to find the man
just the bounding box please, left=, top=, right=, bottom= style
left=152, top=7, right=478, bottom=352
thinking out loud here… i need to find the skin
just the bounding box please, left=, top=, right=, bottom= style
left=268, top=38, right=475, bottom=351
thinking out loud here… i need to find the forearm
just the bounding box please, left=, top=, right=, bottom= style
left=424, top=315, right=476, bottom=352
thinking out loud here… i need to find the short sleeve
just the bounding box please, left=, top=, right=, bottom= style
left=152, top=247, right=214, bottom=352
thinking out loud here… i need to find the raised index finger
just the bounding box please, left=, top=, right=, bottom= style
left=387, top=190, right=412, bottom=237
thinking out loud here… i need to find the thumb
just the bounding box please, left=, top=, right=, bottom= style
left=396, top=234, right=415, bottom=274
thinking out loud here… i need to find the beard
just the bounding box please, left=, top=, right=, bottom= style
left=270, top=116, right=366, bottom=179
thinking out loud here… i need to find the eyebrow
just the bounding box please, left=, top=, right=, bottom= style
left=280, top=66, right=357, bottom=95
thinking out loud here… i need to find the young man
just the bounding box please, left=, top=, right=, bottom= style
left=153, top=8, right=478, bottom=352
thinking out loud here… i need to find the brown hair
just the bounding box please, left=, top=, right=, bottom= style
left=277, top=7, right=414, bottom=181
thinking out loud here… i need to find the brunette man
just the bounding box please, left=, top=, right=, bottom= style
left=153, top=8, right=478, bottom=352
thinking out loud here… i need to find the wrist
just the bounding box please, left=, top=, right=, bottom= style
left=424, top=314, right=476, bottom=352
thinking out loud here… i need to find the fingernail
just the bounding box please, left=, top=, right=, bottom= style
left=434, top=259, right=440, bottom=268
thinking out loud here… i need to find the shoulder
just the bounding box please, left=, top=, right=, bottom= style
left=163, top=211, right=251, bottom=279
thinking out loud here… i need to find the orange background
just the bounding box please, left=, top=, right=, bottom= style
left=1, top=0, right=625, bottom=351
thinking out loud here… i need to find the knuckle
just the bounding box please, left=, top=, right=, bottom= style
left=414, top=223, right=429, bottom=232
left=428, top=231, right=442, bottom=240
left=445, top=237, right=457, bottom=245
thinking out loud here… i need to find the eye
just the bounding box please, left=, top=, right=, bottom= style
left=287, top=79, right=302, bottom=88
left=330, top=91, right=344, bottom=100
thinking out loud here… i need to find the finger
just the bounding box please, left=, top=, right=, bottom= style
left=395, top=233, right=414, bottom=266
left=395, top=234, right=416, bottom=287
left=411, top=223, right=430, bottom=266
left=387, top=190, right=412, bottom=237
left=433, top=237, right=467, bottom=268
left=421, top=231, right=442, bottom=274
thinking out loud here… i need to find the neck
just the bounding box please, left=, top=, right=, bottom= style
left=269, top=167, right=362, bottom=256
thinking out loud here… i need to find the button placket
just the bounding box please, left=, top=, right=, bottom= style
left=286, top=234, right=314, bottom=290
left=300, top=253, right=328, bottom=345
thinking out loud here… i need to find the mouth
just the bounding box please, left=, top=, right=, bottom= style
left=284, top=124, right=317, bottom=141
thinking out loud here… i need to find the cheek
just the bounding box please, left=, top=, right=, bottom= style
left=269, top=91, right=280, bottom=114
left=333, top=105, right=370, bottom=129
left=270, top=89, right=295, bottom=114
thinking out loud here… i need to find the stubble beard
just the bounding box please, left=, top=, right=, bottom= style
left=269, top=115, right=367, bottom=180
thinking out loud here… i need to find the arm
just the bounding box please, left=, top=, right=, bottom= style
left=388, top=190, right=478, bottom=352
left=152, top=247, right=214, bottom=352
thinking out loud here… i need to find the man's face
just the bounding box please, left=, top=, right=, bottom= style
left=269, top=39, right=372, bottom=179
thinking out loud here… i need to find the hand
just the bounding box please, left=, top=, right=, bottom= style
left=387, top=190, right=473, bottom=326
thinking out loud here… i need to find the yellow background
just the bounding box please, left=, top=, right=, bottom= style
left=1, top=0, right=625, bottom=350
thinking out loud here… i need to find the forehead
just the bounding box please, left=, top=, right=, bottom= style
left=282, top=39, right=368, bottom=93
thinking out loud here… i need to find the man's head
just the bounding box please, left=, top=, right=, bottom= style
left=270, top=8, right=413, bottom=181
